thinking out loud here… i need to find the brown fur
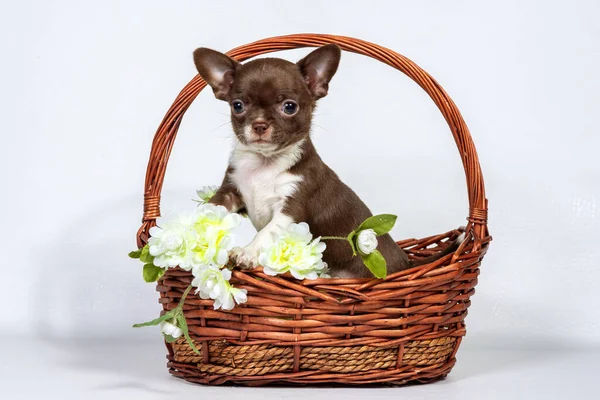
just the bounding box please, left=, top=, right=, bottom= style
left=281, top=139, right=412, bottom=277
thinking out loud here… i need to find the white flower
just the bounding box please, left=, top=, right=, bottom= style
left=192, top=266, right=247, bottom=310
left=258, top=222, right=328, bottom=280
left=195, top=185, right=219, bottom=204
left=357, top=229, right=378, bottom=255
left=148, top=212, right=199, bottom=268
left=160, top=320, right=182, bottom=338
left=145, top=204, right=249, bottom=311
left=190, top=204, right=242, bottom=269
left=147, top=204, right=242, bottom=271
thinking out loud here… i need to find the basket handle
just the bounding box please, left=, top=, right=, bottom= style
left=136, top=34, right=489, bottom=248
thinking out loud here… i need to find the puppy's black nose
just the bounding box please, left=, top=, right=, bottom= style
left=252, top=121, right=270, bottom=135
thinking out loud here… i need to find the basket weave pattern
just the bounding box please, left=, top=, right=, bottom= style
left=137, top=34, right=491, bottom=386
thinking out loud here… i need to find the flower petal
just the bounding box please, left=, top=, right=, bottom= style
left=221, top=268, right=232, bottom=280
left=231, top=288, right=248, bottom=304
left=171, top=327, right=182, bottom=338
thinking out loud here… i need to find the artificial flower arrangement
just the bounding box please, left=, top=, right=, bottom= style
left=130, top=186, right=397, bottom=352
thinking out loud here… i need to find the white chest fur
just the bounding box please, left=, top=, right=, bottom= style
left=229, top=142, right=304, bottom=231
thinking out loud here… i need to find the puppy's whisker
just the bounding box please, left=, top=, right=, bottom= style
left=208, top=120, right=232, bottom=134
left=206, top=109, right=231, bottom=117
left=214, top=133, right=235, bottom=139
left=312, top=123, right=333, bottom=134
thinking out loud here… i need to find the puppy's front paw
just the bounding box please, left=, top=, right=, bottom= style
left=229, top=246, right=259, bottom=269
left=229, top=246, right=244, bottom=265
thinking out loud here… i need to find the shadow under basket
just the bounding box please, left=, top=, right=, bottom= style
left=136, top=34, right=491, bottom=386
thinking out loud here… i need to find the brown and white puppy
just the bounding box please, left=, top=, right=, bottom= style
left=194, top=45, right=459, bottom=278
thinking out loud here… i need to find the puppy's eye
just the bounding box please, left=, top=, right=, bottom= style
left=231, top=100, right=245, bottom=114
left=282, top=100, right=298, bottom=115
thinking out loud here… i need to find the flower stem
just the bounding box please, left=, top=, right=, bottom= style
left=176, top=284, right=194, bottom=310
left=320, top=236, right=348, bottom=241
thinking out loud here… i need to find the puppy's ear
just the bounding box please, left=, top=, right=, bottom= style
left=193, top=48, right=240, bottom=101
left=297, top=44, right=341, bottom=99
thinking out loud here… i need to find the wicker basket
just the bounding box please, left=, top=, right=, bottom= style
left=136, top=34, right=491, bottom=386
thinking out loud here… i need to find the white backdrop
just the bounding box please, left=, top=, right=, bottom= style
left=2, top=0, right=599, bottom=356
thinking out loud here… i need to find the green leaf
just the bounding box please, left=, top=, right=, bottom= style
left=177, top=313, right=201, bottom=355
left=139, top=245, right=155, bottom=264
left=361, top=250, right=387, bottom=279
left=164, top=334, right=179, bottom=343
left=356, top=214, right=398, bottom=236
left=132, top=310, right=175, bottom=328
left=128, top=249, right=142, bottom=259
left=143, top=264, right=166, bottom=283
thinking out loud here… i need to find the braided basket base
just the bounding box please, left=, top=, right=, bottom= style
left=168, top=337, right=458, bottom=385
left=157, top=228, right=489, bottom=386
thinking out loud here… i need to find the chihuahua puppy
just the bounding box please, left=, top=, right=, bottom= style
left=194, top=45, right=459, bottom=278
